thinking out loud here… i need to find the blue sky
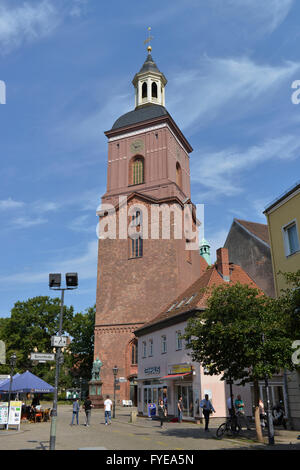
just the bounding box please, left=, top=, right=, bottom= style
left=0, top=0, right=300, bottom=318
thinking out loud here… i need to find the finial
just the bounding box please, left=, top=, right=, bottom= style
left=144, top=26, right=153, bottom=53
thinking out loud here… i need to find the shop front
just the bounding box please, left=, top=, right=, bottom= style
left=162, top=363, right=196, bottom=420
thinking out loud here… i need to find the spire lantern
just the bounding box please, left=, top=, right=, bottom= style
left=132, top=28, right=167, bottom=109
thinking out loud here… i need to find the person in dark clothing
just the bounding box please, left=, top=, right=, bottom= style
left=83, top=396, right=93, bottom=426
left=158, top=399, right=166, bottom=427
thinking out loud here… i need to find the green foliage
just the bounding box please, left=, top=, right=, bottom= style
left=0, top=297, right=95, bottom=389
left=184, top=282, right=295, bottom=385
left=68, top=305, right=95, bottom=381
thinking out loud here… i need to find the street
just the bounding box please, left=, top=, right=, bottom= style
left=0, top=405, right=299, bottom=451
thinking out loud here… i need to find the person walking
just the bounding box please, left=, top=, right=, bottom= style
left=177, top=396, right=183, bottom=423
left=70, top=398, right=80, bottom=426
left=104, top=395, right=113, bottom=426
left=200, top=394, right=215, bottom=431
left=158, top=399, right=166, bottom=428
left=83, top=396, right=93, bottom=427
left=234, top=395, right=251, bottom=430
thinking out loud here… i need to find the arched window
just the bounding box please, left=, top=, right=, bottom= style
left=152, top=82, right=158, bottom=98
left=131, top=341, right=138, bottom=365
left=176, top=162, right=182, bottom=188
left=132, top=157, right=144, bottom=185
left=142, top=82, right=148, bottom=99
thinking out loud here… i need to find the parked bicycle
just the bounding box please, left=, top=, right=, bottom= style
left=216, top=415, right=241, bottom=438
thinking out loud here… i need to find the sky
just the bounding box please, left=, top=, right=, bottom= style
left=0, top=0, right=300, bottom=318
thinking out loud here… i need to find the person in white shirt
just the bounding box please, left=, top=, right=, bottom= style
left=200, top=394, right=215, bottom=431
left=104, top=395, right=113, bottom=425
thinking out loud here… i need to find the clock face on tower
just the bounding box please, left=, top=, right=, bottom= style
left=130, top=139, right=144, bottom=154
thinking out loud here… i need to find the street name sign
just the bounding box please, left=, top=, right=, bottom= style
left=31, top=353, right=55, bottom=362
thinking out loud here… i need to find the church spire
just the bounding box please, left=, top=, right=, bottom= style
left=132, top=28, right=167, bottom=109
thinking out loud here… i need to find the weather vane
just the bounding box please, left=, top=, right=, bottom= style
left=144, top=26, right=153, bottom=52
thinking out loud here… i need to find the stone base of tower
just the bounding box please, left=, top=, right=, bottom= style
left=94, top=324, right=140, bottom=405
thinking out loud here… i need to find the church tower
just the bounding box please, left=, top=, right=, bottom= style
left=94, top=43, right=203, bottom=403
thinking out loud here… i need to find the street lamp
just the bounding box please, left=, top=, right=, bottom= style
left=262, top=333, right=275, bottom=445
left=7, top=352, right=17, bottom=429
left=112, top=365, right=118, bottom=419
left=49, top=272, right=78, bottom=451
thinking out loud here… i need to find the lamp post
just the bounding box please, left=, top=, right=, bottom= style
left=262, top=333, right=275, bottom=445
left=7, top=352, right=17, bottom=429
left=49, top=272, right=78, bottom=451
left=112, top=365, right=118, bottom=419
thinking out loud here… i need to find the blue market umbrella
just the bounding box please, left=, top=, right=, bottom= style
left=0, top=371, right=54, bottom=393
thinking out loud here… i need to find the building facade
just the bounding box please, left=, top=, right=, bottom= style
left=135, top=248, right=286, bottom=420
left=264, top=181, right=300, bottom=429
left=94, top=47, right=204, bottom=402
left=224, top=218, right=275, bottom=297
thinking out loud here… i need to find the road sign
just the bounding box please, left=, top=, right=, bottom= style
left=118, top=377, right=127, bottom=383
left=31, top=353, right=55, bottom=362
left=51, top=336, right=68, bottom=348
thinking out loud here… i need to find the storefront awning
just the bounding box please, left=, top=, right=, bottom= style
left=161, top=372, right=192, bottom=379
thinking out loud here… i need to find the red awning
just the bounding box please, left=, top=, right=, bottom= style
left=161, top=372, right=192, bottom=379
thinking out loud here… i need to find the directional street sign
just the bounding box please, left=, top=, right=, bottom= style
left=31, top=353, right=55, bottom=362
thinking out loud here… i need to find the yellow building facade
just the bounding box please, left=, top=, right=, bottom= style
left=264, top=181, right=300, bottom=429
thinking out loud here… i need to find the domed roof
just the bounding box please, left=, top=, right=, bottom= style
left=111, top=104, right=169, bottom=130
left=138, top=52, right=161, bottom=75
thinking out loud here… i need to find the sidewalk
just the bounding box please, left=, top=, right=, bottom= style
left=0, top=405, right=299, bottom=450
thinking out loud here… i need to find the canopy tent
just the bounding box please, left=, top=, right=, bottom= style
left=0, top=371, right=54, bottom=393
left=0, top=373, right=20, bottom=387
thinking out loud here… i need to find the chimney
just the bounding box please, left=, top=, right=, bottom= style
left=216, top=248, right=230, bottom=282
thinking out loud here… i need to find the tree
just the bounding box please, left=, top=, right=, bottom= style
left=184, top=282, right=295, bottom=443
left=0, top=296, right=74, bottom=381
left=68, top=305, right=95, bottom=382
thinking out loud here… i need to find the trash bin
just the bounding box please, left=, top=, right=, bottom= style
left=148, top=403, right=156, bottom=419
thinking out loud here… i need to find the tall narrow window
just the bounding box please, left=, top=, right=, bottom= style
left=149, top=339, right=153, bottom=357
left=176, top=162, right=182, bottom=188
left=131, top=342, right=138, bottom=365
left=131, top=237, right=143, bottom=258
left=132, top=158, right=144, bottom=185
left=175, top=331, right=182, bottom=350
left=142, top=82, right=148, bottom=98
left=161, top=335, right=167, bottom=354
left=283, top=221, right=300, bottom=256
left=152, top=82, right=158, bottom=98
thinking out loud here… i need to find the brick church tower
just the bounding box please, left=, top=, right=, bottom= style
left=94, top=45, right=203, bottom=403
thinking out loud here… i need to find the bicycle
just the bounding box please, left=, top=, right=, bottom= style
left=216, top=415, right=241, bottom=438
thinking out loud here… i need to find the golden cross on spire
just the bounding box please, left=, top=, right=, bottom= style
left=144, top=26, right=153, bottom=52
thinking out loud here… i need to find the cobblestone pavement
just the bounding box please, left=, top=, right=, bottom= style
left=0, top=405, right=299, bottom=451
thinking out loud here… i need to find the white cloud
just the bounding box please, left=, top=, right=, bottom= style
left=167, top=56, right=300, bottom=133
left=0, top=198, right=25, bottom=210
left=191, top=134, right=300, bottom=200
left=227, top=0, right=294, bottom=33
left=0, top=240, right=98, bottom=284
left=11, top=215, right=48, bottom=228
left=0, top=0, right=60, bottom=53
